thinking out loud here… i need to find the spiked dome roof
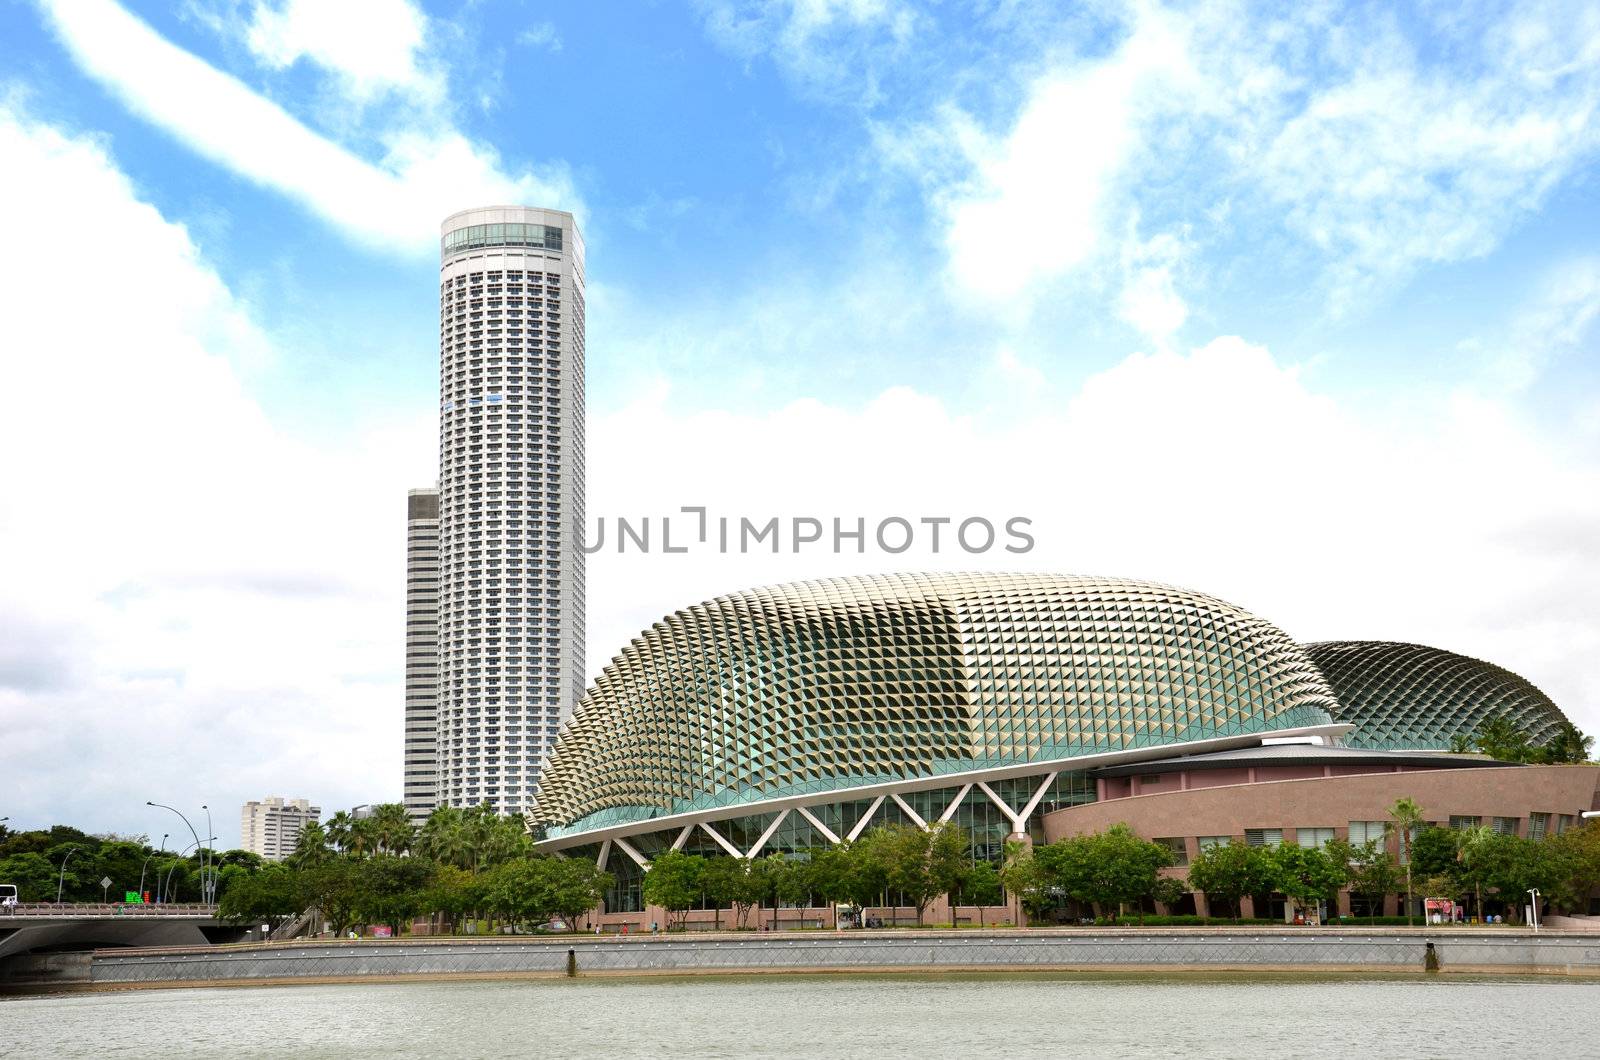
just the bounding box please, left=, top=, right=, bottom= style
left=1305, top=640, right=1570, bottom=751
left=534, top=573, right=1342, bottom=836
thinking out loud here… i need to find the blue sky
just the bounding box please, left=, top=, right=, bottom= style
left=2, top=0, right=1598, bottom=845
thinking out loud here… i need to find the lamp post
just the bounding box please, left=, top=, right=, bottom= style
left=138, top=834, right=169, bottom=904
left=56, top=846, right=81, bottom=903
left=147, top=802, right=205, bottom=903
left=161, top=838, right=215, bottom=904
left=201, top=804, right=214, bottom=905
left=1527, top=888, right=1541, bottom=932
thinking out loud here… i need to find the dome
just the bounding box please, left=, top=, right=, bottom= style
left=535, top=573, right=1339, bottom=835
left=1305, top=640, right=1569, bottom=751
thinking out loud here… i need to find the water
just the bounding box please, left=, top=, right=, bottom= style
left=3, top=973, right=1596, bottom=1058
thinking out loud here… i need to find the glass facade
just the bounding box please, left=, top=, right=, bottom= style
left=442, top=223, right=564, bottom=256
left=1306, top=640, right=1568, bottom=752
left=536, top=573, right=1339, bottom=836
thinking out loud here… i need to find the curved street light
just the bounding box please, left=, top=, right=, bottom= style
left=137, top=834, right=169, bottom=904
left=160, top=837, right=215, bottom=904
left=201, top=805, right=214, bottom=905
left=56, top=845, right=81, bottom=903
left=147, top=801, right=206, bottom=904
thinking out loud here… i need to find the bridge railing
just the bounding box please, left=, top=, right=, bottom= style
left=1, top=902, right=217, bottom=918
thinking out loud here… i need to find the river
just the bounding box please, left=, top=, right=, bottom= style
left=2, top=973, right=1595, bottom=1058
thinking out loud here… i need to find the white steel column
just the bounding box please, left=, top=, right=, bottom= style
left=938, top=784, right=973, bottom=823
left=796, top=805, right=840, bottom=844
left=746, top=809, right=791, bottom=857
left=846, top=796, right=886, bottom=841
left=698, top=821, right=743, bottom=858
left=890, top=793, right=927, bottom=829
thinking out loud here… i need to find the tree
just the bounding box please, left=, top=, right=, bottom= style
left=1472, top=712, right=1532, bottom=762
left=926, top=823, right=971, bottom=928
left=1346, top=844, right=1403, bottom=923
left=1386, top=797, right=1426, bottom=926
left=1037, top=825, right=1174, bottom=923
left=1150, top=875, right=1189, bottom=913
left=998, top=842, right=1055, bottom=922
left=1269, top=844, right=1347, bottom=922
left=0, top=852, right=56, bottom=902
left=543, top=857, right=612, bottom=930
left=1455, top=825, right=1497, bottom=918
left=1548, top=819, right=1600, bottom=909
left=218, top=865, right=304, bottom=932
left=302, top=859, right=361, bottom=935
left=485, top=857, right=555, bottom=927
left=369, top=803, right=414, bottom=856
left=289, top=822, right=332, bottom=869
left=422, top=864, right=479, bottom=934
left=1535, top=723, right=1595, bottom=765
left=417, top=807, right=472, bottom=870
left=643, top=850, right=705, bottom=931
left=353, top=855, right=436, bottom=935
left=1186, top=842, right=1277, bottom=921
left=768, top=856, right=812, bottom=929
left=963, top=860, right=1003, bottom=926
left=856, top=823, right=969, bottom=926
left=702, top=857, right=764, bottom=929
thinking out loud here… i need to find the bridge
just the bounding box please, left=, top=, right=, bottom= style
left=0, top=904, right=248, bottom=984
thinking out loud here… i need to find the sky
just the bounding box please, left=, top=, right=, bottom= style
left=1, top=0, right=1598, bottom=849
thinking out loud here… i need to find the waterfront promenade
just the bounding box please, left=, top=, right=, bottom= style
left=31, top=927, right=1600, bottom=990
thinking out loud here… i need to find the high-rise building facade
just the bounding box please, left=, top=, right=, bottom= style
left=240, top=797, right=321, bottom=862
left=433, top=206, right=586, bottom=816
left=403, top=487, right=440, bottom=822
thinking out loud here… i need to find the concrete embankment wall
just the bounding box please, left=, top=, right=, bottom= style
left=87, top=930, right=1600, bottom=987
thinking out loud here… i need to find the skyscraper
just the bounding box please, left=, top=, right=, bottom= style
left=431, top=206, right=586, bottom=817
left=403, top=487, right=440, bottom=823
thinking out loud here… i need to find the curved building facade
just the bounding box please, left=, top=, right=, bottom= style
left=1306, top=641, right=1568, bottom=751
left=535, top=573, right=1343, bottom=852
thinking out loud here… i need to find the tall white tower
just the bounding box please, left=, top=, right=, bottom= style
left=435, top=206, right=586, bottom=816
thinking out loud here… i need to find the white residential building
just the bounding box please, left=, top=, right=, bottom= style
left=239, top=797, right=321, bottom=861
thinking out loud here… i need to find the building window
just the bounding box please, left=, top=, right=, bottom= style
left=1296, top=827, right=1335, bottom=850
left=1449, top=815, right=1481, bottom=830
left=1244, top=828, right=1283, bottom=848
left=1491, top=817, right=1519, bottom=836
left=1196, top=835, right=1231, bottom=852
left=1347, top=820, right=1387, bottom=849
left=1153, top=837, right=1189, bottom=866
left=1529, top=812, right=1550, bottom=840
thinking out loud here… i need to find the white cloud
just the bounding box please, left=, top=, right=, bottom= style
left=39, top=0, right=577, bottom=253
left=0, top=101, right=433, bottom=841
left=902, top=2, right=1600, bottom=315
left=245, top=0, right=441, bottom=104
left=1473, top=258, right=1600, bottom=392
left=698, top=0, right=918, bottom=104
left=517, top=21, right=563, bottom=53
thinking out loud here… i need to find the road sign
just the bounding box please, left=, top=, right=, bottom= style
left=100, top=877, right=112, bottom=889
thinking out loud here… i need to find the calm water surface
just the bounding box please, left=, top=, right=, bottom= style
left=3, top=973, right=1596, bottom=1058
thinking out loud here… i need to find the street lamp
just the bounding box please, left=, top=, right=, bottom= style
left=201, top=805, right=214, bottom=905
left=161, top=837, right=216, bottom=904
left=56, top=846, right=81, bottom=903
left=1527, top=888, right=1542, bottom=931
left=147, top=802, right=206, bottom=903
left=138, top=835, right=169, bottom=904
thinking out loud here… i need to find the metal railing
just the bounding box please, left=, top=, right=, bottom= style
left=0, top=902, right=216, bottom=918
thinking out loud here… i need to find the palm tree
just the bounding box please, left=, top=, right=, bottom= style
left=370, top=803, right=414, bottom=855
left=1456, top=825, right=1495, bottom=920
left=289, top=821, right=331, bottom=869
left=418, top=807, right=472, bottom=870
left=325, top=811, right=355, bottom=853
left=1387, top=797, right=1426, bottom=926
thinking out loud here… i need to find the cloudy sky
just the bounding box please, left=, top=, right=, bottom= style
left=2, top=0, right=1597, bottom=847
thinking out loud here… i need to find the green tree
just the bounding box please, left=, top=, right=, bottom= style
left=1346, top=844, right=1403, bottom=923
left=353, top=855, right=436, bottom=935
left=963, top=859, right=1004, bottom=926
left=1186, top=842, right=1277, bottom=921
left=1037, top=825, right=1174, bottom=923
left=702, top=857, right=764, bottom=929
left=421, top=864, right=480, bottom=934
left=289, top=822, right=332, bottom=869
left=998, top=842, right=1055, bottom=922
left=1548, top=819, right=1600, bottom=908
left=1534, top=723, right=1595, bottom=765
left=926, top=823, right=972, bottom=928
left=485, top=857, right=555, bottom=928
left=855, top=823, right=969, bottom=926
left=1151, top=875, right=1189, bottom=912
left=302, top=858, right=361, bottom=935
left=1269, top=844, right=1347, bottom=921
left=0, top=852, right=56, bottom=902
left=416, top=807, right=472, bottom=870
left=643, top=849, right=706, bottom=931
left=543, top=857, right=612, bottom=929
left=1386, top=797, right=1426, bottom=926
left=1455, top=825, right=1497, bottom=918
left=1472, top=712, right=1532, bottom=762
left=369, top=803, right=414, bottom=856
left=218, top=865, right=304, bottom=932
left=1409, top=825, right=1459, bottom=880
